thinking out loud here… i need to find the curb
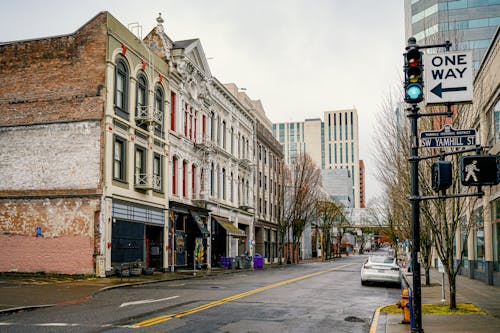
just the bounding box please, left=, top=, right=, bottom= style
left=0, top=304, right=55, bottom=316
left=369, top=305, right=384, bottom=333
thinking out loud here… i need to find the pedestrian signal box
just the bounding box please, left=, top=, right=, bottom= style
left=432, top=160, right=452, bottom=192
left=460, top=155, right=499, bottom=186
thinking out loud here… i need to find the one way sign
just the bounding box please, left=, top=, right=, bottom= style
left=424, top=50, right=473, bottom=105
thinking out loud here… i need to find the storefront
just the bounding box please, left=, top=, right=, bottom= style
left=211, top=215, right=246, bottom=264
left=169, top=201, right=210, bottom=269
left=111, top=199, right=166, bottom=270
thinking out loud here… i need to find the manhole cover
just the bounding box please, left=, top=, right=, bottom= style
left=344, top=316, right=365, bottom=323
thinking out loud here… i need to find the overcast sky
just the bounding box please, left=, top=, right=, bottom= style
left=0, top=0, right=405, bottom=203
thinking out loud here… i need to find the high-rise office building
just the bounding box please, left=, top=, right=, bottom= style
left=404, top=0, right=500, bottom=70
left=273, top=108, right=360, bottom=208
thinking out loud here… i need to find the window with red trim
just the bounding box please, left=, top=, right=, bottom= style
left=183, top=160, right=187, bottom=197
left=192, top=164, right=196, bottom=199
left=170, top=91, right=176, bottom=131
left=172, top=156, right=177, bottom=195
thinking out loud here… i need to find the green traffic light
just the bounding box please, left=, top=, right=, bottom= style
left=407, top=83, right=423, bottom=100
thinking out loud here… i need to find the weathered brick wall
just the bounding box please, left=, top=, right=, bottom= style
left=0, top=12, right=109, bottom=274
left=0, top=235, right=94, bottom=275
left=0, top=12, right=107, bottom=126
left=0, top=121, right=101, bottom=192
left=0, top=197, right=100, bottom=274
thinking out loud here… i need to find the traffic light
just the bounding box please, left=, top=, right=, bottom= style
left=404, top=47, right=424, bottom=104
left=460, top=155, right=499, bottom=186
left=432, top=160, right=452, bottom=192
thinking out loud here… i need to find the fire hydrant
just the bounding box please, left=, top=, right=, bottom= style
left=396, top=288, right=410, bottom=324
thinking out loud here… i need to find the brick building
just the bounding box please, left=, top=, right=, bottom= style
left=0, top=11, right=285, bottom=275
left=0, top=12, right=169, bottom=275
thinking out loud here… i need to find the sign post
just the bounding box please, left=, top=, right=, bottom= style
left=424, top=51, right=473, bottom=105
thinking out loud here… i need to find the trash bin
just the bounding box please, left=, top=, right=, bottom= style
left=218, top=257, right=232, bottom=269
left=254, top=253, right=263, bottom=269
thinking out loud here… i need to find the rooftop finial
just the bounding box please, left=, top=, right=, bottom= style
left=156, top=13, right=164, bottom=25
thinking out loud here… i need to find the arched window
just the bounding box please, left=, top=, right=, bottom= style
left=230, top=172, right=234, bottom=203
left=210, top=112, right=215, bottom=141
left=154, top=86, right=164, bottom=137
left=222, top=120, right=226, bottom=149
left=210, top=162, right=214, bottom=196
left=192, top=164, right=196, bottom=199
left=172, top=156, right=178, bottom=195
left=222, top=168, right=226, bottom=200
left=136, top=73, right=148, bottom=117
left=114, top=59, right=129, bottom=119
left=182, top=160, right=188, bottom=197
left=170, top=91, right=176, bottom=131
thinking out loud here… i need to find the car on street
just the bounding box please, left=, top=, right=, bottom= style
left=360, top=255, right=401, bottom=286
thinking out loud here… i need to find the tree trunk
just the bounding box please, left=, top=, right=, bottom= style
left=448, top=276, right=457, bottom=309
left=425, top=266, right=431, bottom=285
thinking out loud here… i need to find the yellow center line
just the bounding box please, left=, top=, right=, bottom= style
left=133, top=263, right=354, bottom=327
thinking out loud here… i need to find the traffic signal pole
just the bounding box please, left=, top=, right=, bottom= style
left=404, top=37, right=454, bottom=333
left=408, top=103, right=424, bottom=333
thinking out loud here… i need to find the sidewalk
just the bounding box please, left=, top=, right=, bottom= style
left=374, top=268, right=500, bottom=333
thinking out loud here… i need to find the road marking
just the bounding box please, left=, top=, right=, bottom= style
left=369, top=305, right=383, bottom=333
left=35, top=323, right=79, bottom=327
left=133, top=263, right=354, bottom=327
left=119, top=295, right=179, bottom=308
left=0, top=323, right=13, bottom=326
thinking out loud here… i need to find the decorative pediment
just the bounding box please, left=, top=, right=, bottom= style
left=174, top=39, right=212, bottom=78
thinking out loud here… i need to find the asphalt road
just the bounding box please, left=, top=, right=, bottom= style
left=0, top=255, right=401, bottom=333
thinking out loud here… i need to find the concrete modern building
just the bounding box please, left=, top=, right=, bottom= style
left=359, top=160, right=366, bottom=208
left=320, top=169, right=353, bottom=208
left=273, top=108, right=360, bottom=208
left=404, top=0, right=500, bottom=70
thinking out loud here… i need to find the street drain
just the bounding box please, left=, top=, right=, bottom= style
left=344, top=316, right=365, bottom=323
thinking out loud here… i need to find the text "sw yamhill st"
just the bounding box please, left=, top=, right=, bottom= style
left=420, top=125, right=476, bottom=149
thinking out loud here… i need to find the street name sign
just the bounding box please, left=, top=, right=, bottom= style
left=423, top=50, right=473, bottom=105
left=420, top=124, right=476, bottom=148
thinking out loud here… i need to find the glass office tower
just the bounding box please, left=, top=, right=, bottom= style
left=404, top=0, right=500, bottom=69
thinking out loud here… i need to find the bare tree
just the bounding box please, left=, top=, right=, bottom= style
left=373, top=77, right=481, bottom=308
left=315, top=198, right=345, bottom=260
left=278, top=154, right=322, bottom=263
left=276, top=162, right=291, bottom=264
left=418, top=104, right=480, bottom=309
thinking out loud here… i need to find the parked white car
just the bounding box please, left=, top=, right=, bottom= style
left=360, top=255, right=401, bottom=286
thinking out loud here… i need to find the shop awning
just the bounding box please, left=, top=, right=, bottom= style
left=190, top=211, right=210, bottom=237
left=212, top=215, right=246, bottom=238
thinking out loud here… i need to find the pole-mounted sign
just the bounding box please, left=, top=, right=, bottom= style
left=460, top=155, right=500, bottom=186
left=420, top=124, right=476, bottom=148
left=423, top=51, right=473, bottom=105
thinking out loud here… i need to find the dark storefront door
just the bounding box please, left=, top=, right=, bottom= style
left=111, top=220, right=144, bottom=264
left=146, top=225, right=163, bottom=269
left=175, top=231, right=187, bottom=266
